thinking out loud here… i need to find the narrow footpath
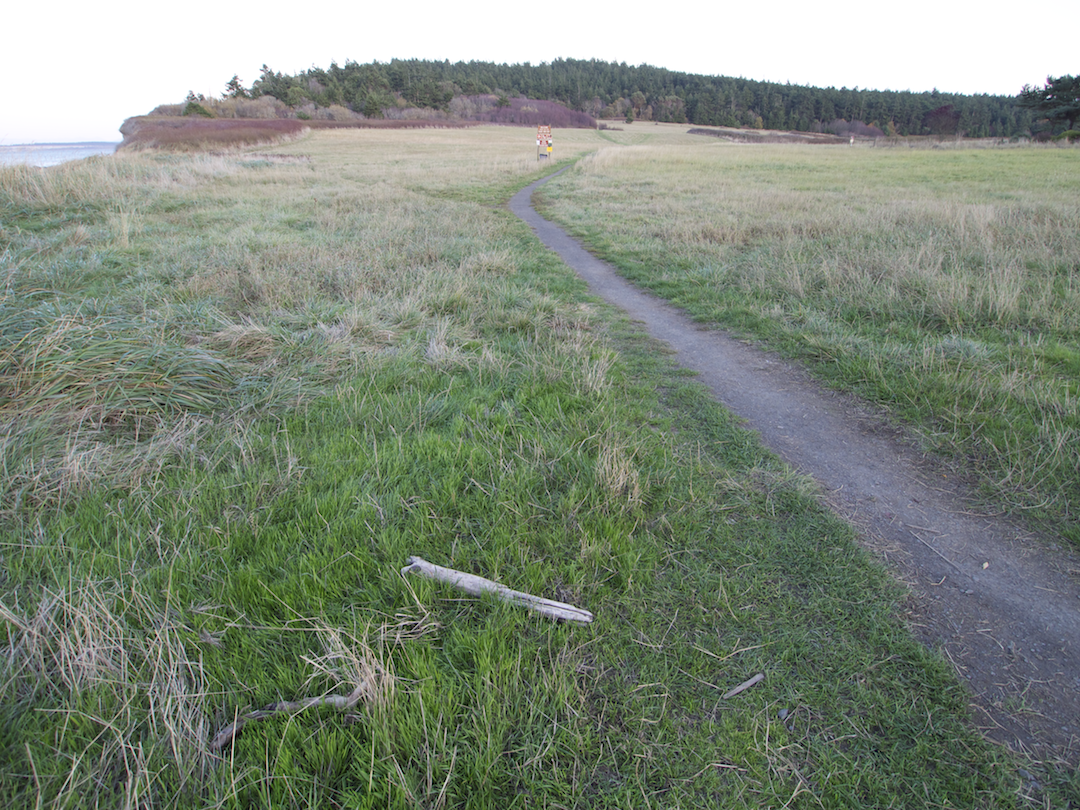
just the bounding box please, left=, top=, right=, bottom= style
left=510, top=169, right=1080, bottom=764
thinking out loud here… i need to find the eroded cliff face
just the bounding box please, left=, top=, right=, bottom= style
left=117, top=116, right=145, bottom=149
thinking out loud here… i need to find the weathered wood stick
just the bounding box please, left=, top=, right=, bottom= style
left=722, top=672, right=765, bottom=699
left=400, top=556, right=594, bottom=624
left=210, top=680, right=370, bottom=751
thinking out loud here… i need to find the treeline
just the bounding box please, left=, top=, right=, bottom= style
left=237, top=58, right=1035, bottom=137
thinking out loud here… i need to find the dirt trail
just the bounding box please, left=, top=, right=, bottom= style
left=511, top=169, right=1080, bottom=764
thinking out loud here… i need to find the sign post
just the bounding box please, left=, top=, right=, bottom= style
left=536, top=125, right=552, bottom=160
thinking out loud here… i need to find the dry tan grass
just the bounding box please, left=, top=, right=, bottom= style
left=545, top=139, right=1080, bottom=525
left=568, top=143, right=1080, bottom=331
left=0, top=577, right=213, bottom=807
left=595, top=432, right=643, bottom=508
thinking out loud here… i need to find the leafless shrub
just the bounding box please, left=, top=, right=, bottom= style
left=150, top=103, right=185, bottom=116
left=325, top=104, right=359, bottom=121
left=151, top=96, right=289, bottom=120
left=827, top=118, right=885, bottom=138
left=445, top=95, right=595, bottom=128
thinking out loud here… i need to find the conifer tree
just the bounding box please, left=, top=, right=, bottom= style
left=1017, top=75, right=1080, bottom=133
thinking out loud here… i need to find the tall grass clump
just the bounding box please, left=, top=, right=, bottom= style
left=539, top=142, right=1080, bottom=540
left=0, top=306, right=233, bottom=420
left=0, top=575, right=213, bottom=807
left=1, top=127, right=1073, bottom=809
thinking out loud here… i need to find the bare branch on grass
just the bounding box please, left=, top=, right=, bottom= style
left=400, top=556, right=594, bottom=623
left=209, top=680, right=371, bottom=751
left=722, top=672, right=765, bottom=699
left=211, top=627, right=394, bottom=751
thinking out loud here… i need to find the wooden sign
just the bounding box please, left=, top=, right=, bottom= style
left=537, top=125, right=553, bottom=159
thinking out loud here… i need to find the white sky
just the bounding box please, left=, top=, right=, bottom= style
left=3, top=0, right=1075, bottom=144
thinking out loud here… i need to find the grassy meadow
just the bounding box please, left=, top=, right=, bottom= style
left=0, top=125, right=1075, bottom=808
left=537, top=135, right=1080, bottom=542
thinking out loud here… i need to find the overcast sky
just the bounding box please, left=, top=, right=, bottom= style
left=3, top=0, right=1075, bottom=144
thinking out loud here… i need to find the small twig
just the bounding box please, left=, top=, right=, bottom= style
left=910, top=530, right=963, bottom=573
left=210, top=678, right=371, bottom=751
left=400, top=556, right=594, bottom=624
left=693, top=642, right=766, bottom=662
left=722, top=672, right=764, bottom=699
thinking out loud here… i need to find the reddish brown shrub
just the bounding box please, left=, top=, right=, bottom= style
left=304, top=119, right=476, bottom=130
left=118, top=118, right=308, bottom=151
left=118, top=111, right=552, bottom=153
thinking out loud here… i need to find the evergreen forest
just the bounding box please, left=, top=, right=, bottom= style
left=238, top=57, right=1041, bottom=138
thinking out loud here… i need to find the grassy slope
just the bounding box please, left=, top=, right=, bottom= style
left=536, top=132, right=1080, bottom=544
left=0, top=127, right=1074, bottom=808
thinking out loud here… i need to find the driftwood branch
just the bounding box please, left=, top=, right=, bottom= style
left=210, top=679, right=371, bottom=751
left=400, top=556, right=594, bottom=624
left=722, top=672, right=764, bottom=699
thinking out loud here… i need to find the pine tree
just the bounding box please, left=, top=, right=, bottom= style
left=225, top=75, right=247, bottom=99
left=1017, top=75, right=1080, bottom=134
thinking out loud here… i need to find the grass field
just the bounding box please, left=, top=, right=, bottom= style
left=536, top=133, right=1080, bottom=543
left=1, top=125, right=1076, bottom=808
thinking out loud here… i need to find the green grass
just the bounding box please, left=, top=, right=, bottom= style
left=537, top=140, right=1080, bottom=543
left=0, top=127, right=1076, bottom=808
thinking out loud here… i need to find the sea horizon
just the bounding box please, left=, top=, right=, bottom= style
left=0, top=141, right=122, bottom=168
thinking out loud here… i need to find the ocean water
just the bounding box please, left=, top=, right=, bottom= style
left=0, top=142, right=120, bottom=168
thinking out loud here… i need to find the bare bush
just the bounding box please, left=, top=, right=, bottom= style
left=151, top=96, right=289, bottom=120
left=445, top=95, right=595, bottom=128
left=229, top=96, right=289, bottom=119
left=827, top=118, right=885, bottom=138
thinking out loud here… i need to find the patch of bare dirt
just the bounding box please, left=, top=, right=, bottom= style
left=511, top=171, right=1080, bottom=767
